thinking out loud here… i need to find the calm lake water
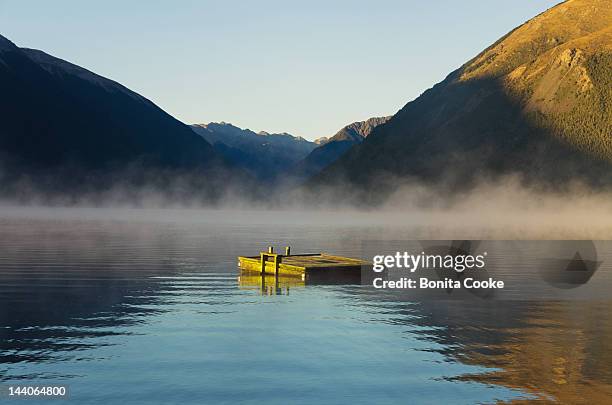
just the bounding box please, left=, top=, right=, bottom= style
left=0, top=207, right=611, bottom=404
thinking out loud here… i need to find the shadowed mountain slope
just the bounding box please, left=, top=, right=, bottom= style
left=312, top=0, right=612, bottom=202
left=0, top=34, right=241, bottom=200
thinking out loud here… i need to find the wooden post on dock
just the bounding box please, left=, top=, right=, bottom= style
left=259, top=252, right=266, bottom=294
left=285, top=246, right=291, bottom=256
left=274, top=254, right=281, bottom=277
left=260, top=252, right=266, bottom=274
left=260, top=246, right=281, bottom=276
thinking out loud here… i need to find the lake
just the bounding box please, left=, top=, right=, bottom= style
left=0, top=207, right=611, bottom=404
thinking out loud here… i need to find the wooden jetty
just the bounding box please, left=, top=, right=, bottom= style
left=237, top=246, right=366, bottom=283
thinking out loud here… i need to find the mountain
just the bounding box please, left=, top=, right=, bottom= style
left=191, top=122, right=316, bottom=180
left=292, top=116, right=390, bottom=179
left=330, top=117, right=391, bottom=143
left=312, top=0, right=612, bottom=201
left=0, top=34, right=238, bottom=199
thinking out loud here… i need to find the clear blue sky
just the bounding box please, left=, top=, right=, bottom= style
left=0, top=0, right=560, bottom=140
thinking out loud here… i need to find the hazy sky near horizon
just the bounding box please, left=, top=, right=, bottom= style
left=1, top=0, right=560, bottom=140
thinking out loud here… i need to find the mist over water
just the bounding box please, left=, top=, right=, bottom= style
left=4, top=173, right=612, bottom=239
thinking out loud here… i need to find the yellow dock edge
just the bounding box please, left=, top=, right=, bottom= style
left=237, top=250, right=369, bottom=278
left=238, top=255, right=305, bottom=276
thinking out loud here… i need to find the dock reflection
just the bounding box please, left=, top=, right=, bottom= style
left=237, top=268, right=361, bottom=295
left=238, top=272, right=303, bottom=295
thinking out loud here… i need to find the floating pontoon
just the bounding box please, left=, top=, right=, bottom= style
left=237, top=246, right=366, bottom=283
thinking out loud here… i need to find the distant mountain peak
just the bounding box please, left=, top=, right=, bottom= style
left=196, top=122, right=310, bottom=142
left=196, top=121, right=240, bottom=130
left=291, top=116, right=391, bottom=180
left=190, top=122, right=317, bottom=180
left=330, top=116, right=391, bottom=143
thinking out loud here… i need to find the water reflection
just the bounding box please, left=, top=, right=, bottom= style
left=237, top=268, right=362, bottom=295
left=238, top=273, right=301, bottom=295
left=0, top=226, right=174, bottom=375
left=348, top=289, right=612, bottom=403
left=0, top=210, right=611, bottom=403
left=449, top=301, right=612, bottom=403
